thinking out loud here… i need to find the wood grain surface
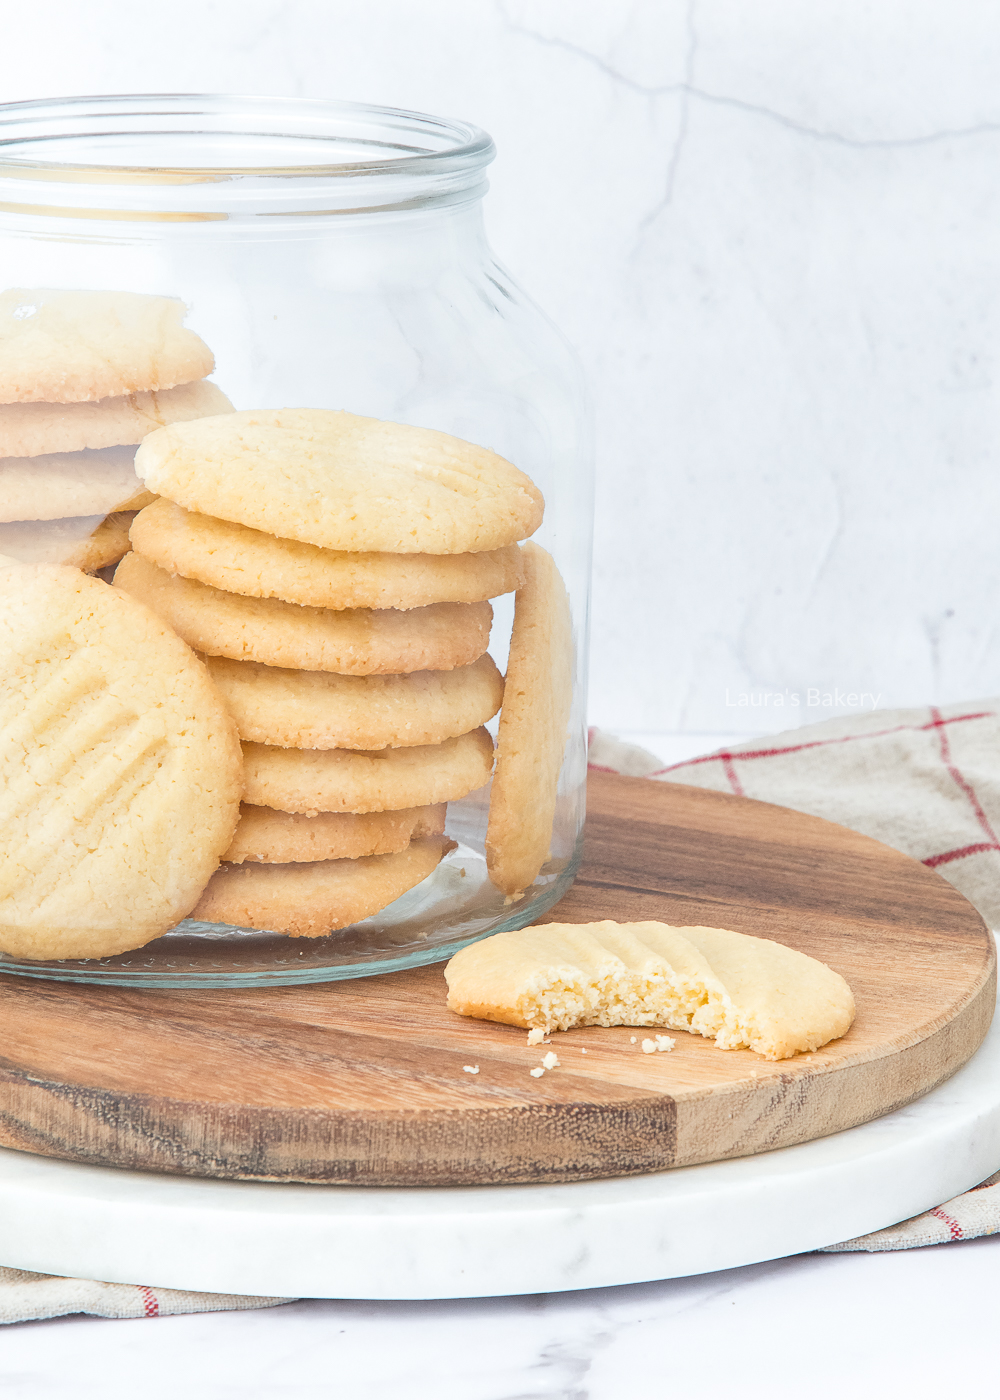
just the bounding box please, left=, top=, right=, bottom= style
left=0, top=771, right=994, bottom=1186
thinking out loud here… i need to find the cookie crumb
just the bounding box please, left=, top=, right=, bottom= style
left=527, top=1028, right=549, bottom=1047
left=541, top=1051, right=560, bottom=1070
left=580, top=1047, right=587, bottom=1054
left=642, top=1035, right=676, bottom=1054
left=529, top=1066, right=545, bottom=1078
left=630, top=1036, right=637, bottom=1044
left=462, top=1065, right=479, bottom=1075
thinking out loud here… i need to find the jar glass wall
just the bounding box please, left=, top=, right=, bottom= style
left=0, top=95, right=592, bottom=987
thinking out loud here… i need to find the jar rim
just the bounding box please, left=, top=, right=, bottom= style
left=0, top=94, right=495, bottom=220
left=0, top=94, right=495, bottom=178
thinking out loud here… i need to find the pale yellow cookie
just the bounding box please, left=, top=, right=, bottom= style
left=114, top=552, right=493, bottom=675
left=486, top=543, right=574, bottom=897
left=0, top=446, right=154, bottom=523
left=191, top=836, right=453, bottom=936
left=242, top=728, right=495, bottom=814
left=0, top=381, right=234, bottom=459
left=0, top=512, right=136, bottom=572
left=0, top=565, right=242, bottom=960
left=135, top=408, right=544, bottom=554
left=129, top=498, right=526, bottom=610
left=223, top=802, right=446, bottom=864
left=205, top=652, right=504, bottom=750
left=0, top=289, right=214, bottom=404
left=444, top=921, right=856, bottom=1061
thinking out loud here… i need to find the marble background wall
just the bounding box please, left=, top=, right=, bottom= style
left=6, top=0, right=1000, bottom=737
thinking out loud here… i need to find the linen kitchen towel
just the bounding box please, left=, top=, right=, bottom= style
left=3, top=699, right=999, bottom=1324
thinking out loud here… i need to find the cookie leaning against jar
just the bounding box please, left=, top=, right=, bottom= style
left=129, top=407, right=568, bottom=930
left=0, top=288, right=233, bottom=573
left=0, top=564, right=243, bottom=961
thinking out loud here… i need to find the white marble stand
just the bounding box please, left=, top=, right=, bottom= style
left=1, top=1009, right=999, bottom=1300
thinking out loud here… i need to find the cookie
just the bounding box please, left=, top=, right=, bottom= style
left=0, top=381, right=234, bottom=459
left=114, top=552, right=493, bottom=675
left=223, top=802, right=446, bottom=864
left=486, top=543, right=574, bottom=897
left=0, top=446, right=154, bottom=522
left=444, top=920, right=856, bottom=1061
left=0, top=565, right=242, bottom=960
left=190, top=836, right=453, bottom=936
left=0, top=289, right=214, bottom=404
left=129, top=498, right=526, bottom=610
left=135, top=408, right=544, bottom=554
left=242, top=727, right=495, bottom=814
left=205, top=652, right=504, bottom=750
left=0, top=512, right=136, bottom=572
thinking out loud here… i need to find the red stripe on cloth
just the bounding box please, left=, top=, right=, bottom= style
left=137, top=1285, right=159, bottom=1318
left=927, top=706, right=1000, bottom=847
left=930, top=1207, right=964, bottom=1240
left=718, top=752, right=745, bottom=797
left=923, top=842, right=1000, bottom=869
left=662, top=711, right=994, bottom=774
left=587, top=762, right=619, bottom=773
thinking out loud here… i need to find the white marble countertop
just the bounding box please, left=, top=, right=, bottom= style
left=1, top=1238, right=997, bottom=1399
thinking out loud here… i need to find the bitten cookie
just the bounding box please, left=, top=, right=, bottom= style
left=191, top=837, right=453, bottom=936
left=0, top=512, right=136, bottom=572
left=135, top=408, right=544, bottom=554
left=0, top=289, right=214, bottom=403
left=486, top=543, right=574, bottom=897
left=114, top=552, right=493, bottom=675
left=130, top=498, right=525, bottom=610
left=205, top=652, right=504, bottom=750
left=444, top=920, right=856, bottom=1061
left=223, top=803, right=446, bottom=863
left=0, top=565, right=243, bottom=960
left=0, top=381, right=233, bottom=458
left=0, top=447, right=154, bottom=522
left=242, top=727, right=495, bottom=814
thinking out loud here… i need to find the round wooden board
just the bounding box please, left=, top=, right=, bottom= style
left=0, top=772, right=994, bottom=1187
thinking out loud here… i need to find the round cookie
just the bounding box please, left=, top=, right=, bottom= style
left=0, top=564, right=243, bottom=960
left=242, top=727, right=495, bottom=814
left=205, top=652, right=504, bottom=750
left=135, top=408, right=544, bottom=554
left=223, top=803, right=446, bottom=864
left=114, top=552, right=493, bottom=675
left=129, top=498, right=526, bottom=610
left=0, top=512, right=136, bottom=572
left=486, top=543, right=574, bottom=899
left=0, top=381, right=234, bottom=459
left=0, top=446, right=154, bottom=523
left=0, top=289, right=214, bottom=404
left=190, top=836, right=453, bottom=936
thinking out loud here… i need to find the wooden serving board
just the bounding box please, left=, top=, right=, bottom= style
left=0, top=772, right=994, bottom=1187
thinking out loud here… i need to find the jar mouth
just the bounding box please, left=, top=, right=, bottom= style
left=0, top=94, right=496, bottom=220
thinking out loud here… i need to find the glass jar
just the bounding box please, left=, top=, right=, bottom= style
left=0, top=95, right=592, bottom=988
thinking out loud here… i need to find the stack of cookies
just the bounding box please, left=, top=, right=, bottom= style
left=0, top=288, right=233, bottom=573
left=116, top=407, right=547, bottom=937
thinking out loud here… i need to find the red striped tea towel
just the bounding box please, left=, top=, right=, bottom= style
left=589, top=700, right=1000, bottom=1252
left=3, top=701, right=996, bottom=1322
left=0, top=1266, right=291, bottom=1323
left=589, top=699, right=1000, bottom=927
